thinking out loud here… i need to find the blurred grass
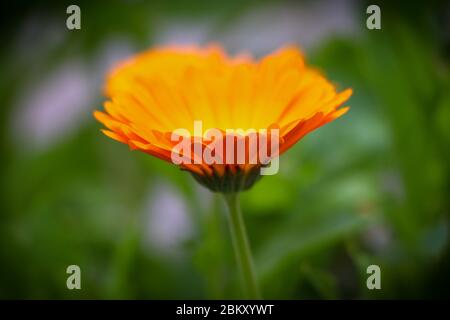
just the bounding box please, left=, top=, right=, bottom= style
left=0, top=0, right=449, bottom=299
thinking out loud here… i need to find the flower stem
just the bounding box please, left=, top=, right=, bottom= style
left=223, top=193, right=261, bottom=299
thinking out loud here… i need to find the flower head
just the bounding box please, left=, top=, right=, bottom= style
left=94, top=44, right=351, bottom=192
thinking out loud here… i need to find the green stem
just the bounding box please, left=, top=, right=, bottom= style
left=223, top=193, right=261, bottom=299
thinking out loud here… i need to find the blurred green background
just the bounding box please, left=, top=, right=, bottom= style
left=0, top=0, right=449, bottom=299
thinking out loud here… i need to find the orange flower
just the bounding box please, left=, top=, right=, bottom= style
left=94, top=44, right=351, bottom=192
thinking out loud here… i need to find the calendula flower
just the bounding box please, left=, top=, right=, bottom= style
left=94, top=44, right=351, bottom=299
left=94, top=44, right=351, bottom=193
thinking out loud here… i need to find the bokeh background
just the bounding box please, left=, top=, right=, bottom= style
left=0, top=0, right=449, bottom=299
